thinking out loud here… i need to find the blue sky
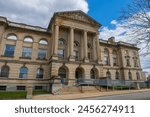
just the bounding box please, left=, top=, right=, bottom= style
left=0, top=0, right=149, bottom=74
left=87, top=0, right=131, bottom=28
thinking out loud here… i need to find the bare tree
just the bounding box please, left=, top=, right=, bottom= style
left=119, top=0, right=150, bottom=55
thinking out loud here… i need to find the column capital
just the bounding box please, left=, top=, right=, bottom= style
left=54, top=22, right=60, bottom=26
left=84, top=30, right=88, bottom=33
left=69, top=27, right=75, bottom=30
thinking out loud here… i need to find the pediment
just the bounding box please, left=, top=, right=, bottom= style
left=55, top=10, right=101, bottom=27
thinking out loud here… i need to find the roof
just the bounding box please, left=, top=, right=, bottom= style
left=48, top=10, right=101, bottom=30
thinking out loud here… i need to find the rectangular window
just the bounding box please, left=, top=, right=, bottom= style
left=88, top=52, right=91, bottom=60
left=74, top=51, right=79, bottom=60
left=17, top=86, right=26, bottom=91
left=38, top=49, right=47, bottom=59
left=126, top=58, right=130, bottom=66
left=113, top=58, right=117, bottom=66
left=58, top=49, right=64, bottom=58
left=35, top=86, right=43, bottom=90
left=4, top=44, right=15, bottom=57
left=134, top=60, right=138, bottom=67
left=22, top=47, right=32, bottom=58
left=104, top=57, right=109, bottom=65
left=0, top=86, right=6, bottom=91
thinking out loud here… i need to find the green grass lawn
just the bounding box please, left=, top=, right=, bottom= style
left=0, top=91, right=27, bottom=99
left=0, top=90, right=49, bottom=100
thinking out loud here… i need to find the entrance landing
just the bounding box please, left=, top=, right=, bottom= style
left=32, top=89, right=150, bottom=100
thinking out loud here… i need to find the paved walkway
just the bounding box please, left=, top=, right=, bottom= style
left=32, top=88, right=150, bottom=100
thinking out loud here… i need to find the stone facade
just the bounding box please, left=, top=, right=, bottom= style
left=0, top=11, right=143, bottom=92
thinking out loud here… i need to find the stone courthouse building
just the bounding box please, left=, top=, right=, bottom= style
left=0, top=10, right=142, bottom=91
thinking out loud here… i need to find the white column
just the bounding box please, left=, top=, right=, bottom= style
left=83, top=31, right=89, bottom=62
left=93, top=35, right=97, bottom=61
left=96, top=33, right=101, bottom=64
left=53, top=25, right=59, bottom=59
left=69, top=27, right=75, bottom=61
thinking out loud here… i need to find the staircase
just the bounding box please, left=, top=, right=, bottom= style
left=53, top=85, right=102, bottom=95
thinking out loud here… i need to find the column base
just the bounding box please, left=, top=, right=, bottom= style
left=83, top=57, right=89, bottom=63
left=68, top=55, right=75, bottom=62
left=52, top=54, right=58, bottom=60
left=97, top=59, right=103, bottom=64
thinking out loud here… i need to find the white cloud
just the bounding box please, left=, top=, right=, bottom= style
left=111, top=20, right=117, bottom=25
left=0, top=0, right=89, bottom=27
left=100, top=20, right=150, bottom=74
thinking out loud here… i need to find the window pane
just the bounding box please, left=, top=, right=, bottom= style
left=17, top=86, right=26, bottom=90
left=59, top=38, right=65, bottom=45
left=38, top=49, right=47, bottom=59
left=4, top=45, right=15, bottom=57
left=7, top=35, right=17, bottom=40
left=22, top=47, right=32, bottom=58
left=113, top=58, right=117, bottom=66
left=19, top=67, right=28, bottom=78
left=58, top=49, right=64, bottom=58
left=36, top=68, right=44, bottom=78
left=0, top=86, right=6, bottom=91
left=0, top=66, right=9, bottom=77
left=74, top=51, right=79, bottom=59
left=39, top=40, right=48, bottom=45
left=24, top=37, right=33, bottom=42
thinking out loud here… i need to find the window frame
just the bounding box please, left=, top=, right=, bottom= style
left=0, top=65, right=9, bottom=78
left=19, top=67, right=28, bottom=79
left=7, top=34, right=17, bottom=40
left=24, top=37, right=33, bottom=43
left=36, top=68, right=44, bottom=79
left=4, top=44, right=15, bottom=57
left=38, top=49, right=47, bottom=60
left=39, top=39, right=48, bottom=45
left=22, top=47, right=32, bottom=58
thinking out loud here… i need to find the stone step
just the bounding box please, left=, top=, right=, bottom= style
left=61, top=86, right=102, bottom=94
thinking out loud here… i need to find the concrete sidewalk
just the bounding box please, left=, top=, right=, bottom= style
left=32, top=89, right=150, bottom=100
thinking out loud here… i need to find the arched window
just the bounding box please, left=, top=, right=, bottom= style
left=0, top=65, right=9, bottom=77
left=36, top=68, right=44, bottom=79
left=58, top=67, right=67, bottom=79
left=24, top=37, right=33, bottom=42
left=7, top=34, right=17, bottom=40
left=113, top=50, right=117, bottom=66
left=106, top=71, right=111, bottom=79
left=90, top=69, right=98, bottom=79
left=136, top=72, right=140, bottom=80
left=115, top=71, right=120, bottom=80
left=75, top=67, right=84, bottom=79
left=74, top=41, right=79, bottom=47
left=19, top=67, right=28, bottom=78
left=128, top=72, right=132, bottom=80
left=39, top=39, right=48, bottom=45
left=104, top=48, right=110, bottom=65
left=59, top=38, right=66, bottom=45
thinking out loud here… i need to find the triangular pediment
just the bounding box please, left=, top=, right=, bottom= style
left=54, top=10, right=101, bottom=27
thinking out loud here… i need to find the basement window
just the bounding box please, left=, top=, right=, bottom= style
left=0, top=86, right=6, bottom=91
left=17, top=86, right=26, bottom=91
left=35, top=86, right=43, bottom=90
